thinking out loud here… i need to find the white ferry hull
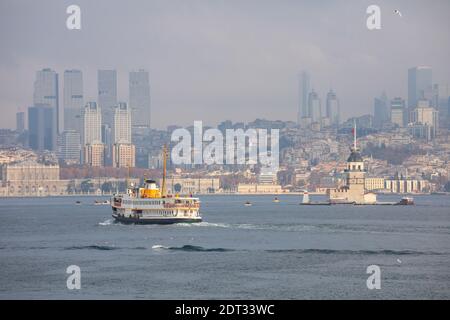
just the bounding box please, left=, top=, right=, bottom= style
left=111, top=191, right=202, bottom=225
left=112, top=213, right=202, bottom=224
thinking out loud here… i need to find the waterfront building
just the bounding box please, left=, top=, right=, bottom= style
left=237, top=183, right=283, bottom=194
left=365, top=177, right=385, bottom=191
left=0, top=161, right=67, bottom=197
left=384, top=178, right=429, bottom=193
left=163, top=177, right=221, bottom=194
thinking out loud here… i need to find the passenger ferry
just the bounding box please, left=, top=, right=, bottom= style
left=110, top=146, right=202, bottom=224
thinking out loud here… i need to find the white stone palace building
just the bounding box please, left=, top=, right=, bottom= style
left=0, top=161, right=68, bottom=197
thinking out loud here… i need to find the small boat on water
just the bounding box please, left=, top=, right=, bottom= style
left=395, top=197, right=414, bottom=205
left=75, top=201, right=81, bottom=205
left=273, top=197, right=280, bottom=203
left=244, top=201, right=252, bottom=207
left=95, top=200, right=110, bottom=205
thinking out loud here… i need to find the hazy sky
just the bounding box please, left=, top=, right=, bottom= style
left=1, top=0, right=449, bottom=129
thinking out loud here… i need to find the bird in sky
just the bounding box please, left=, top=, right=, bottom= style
left=394, top=9, right=402, bottom=17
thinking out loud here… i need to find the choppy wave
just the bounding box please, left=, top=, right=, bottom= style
left=64, top=245, right=147, bottom=251
left=97, top=218, right=450, bottom=235
left=265, top=248, right=444, bottom=255
left=17, top=243, right=447, bottom=256
left=176, top=221, right=316, bottom=232
left=65, top=245, right=119, bottom=251
left=175, top=222, right=230, bottom=228
left=98, top=219, right=114, bottom=226
left=152, top=244, right=233, bottom=252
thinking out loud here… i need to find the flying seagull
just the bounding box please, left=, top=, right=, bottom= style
left=394, top=9, right=402, bottom=17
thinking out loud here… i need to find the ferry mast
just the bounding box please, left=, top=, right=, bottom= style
left=162, top=144, right=167, bottom=198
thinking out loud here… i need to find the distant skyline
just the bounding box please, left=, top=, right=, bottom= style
left=1, top=0, right=450, bottom=130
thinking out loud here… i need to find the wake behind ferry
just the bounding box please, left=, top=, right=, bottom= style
left=111, top=146, right=202, bottom=224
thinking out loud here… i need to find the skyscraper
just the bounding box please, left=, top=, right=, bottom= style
left=113, top=102, right=132, bottom=144
left=390, top=97, right=406, bottom=127
left=98, top=70, right=117, bottom=128
left=33, top=68, right=59, bottom=133
left=84, top=143, right=105, bottom=167
left=112, top=143, right=136, bottom=168
left=28, top=104, right=56, bottom=151
left=63, top=70, right=83, bottom=133
left=410, top=100, right=439, bottom=140
left=129, top=69, right=151, bottom=128
left=326, top=89, right=340, bottom=127
left=448, top=96, right=450, bottom=129
left=308, top=90, right=321, bottom=123
left=16, top=111, right=25, bottom=133
left=297, top=71, right=311, bottom=124
left=408, top=66, right=433, bottom=108
left=82, top=102, right=104, bottom=166
left=373, top=92, right=389, bottom=128
left=82, top=102, right=102, bottom=145
left=58, top=130, right=81, bottom=164
left=432, top=83, right=450, bottom=127
left=112, top=102, right=135, bottom=168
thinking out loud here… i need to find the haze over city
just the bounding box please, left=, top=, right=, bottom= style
left=2, top=1, right=450, bottom=304
left=1, top=0, right=449, bottom=129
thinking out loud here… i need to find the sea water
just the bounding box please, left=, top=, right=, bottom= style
left=0, top=194, right=449, bottom=299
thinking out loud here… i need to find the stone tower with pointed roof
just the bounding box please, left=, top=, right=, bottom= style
left=328, top=122, right=377, bottom=204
